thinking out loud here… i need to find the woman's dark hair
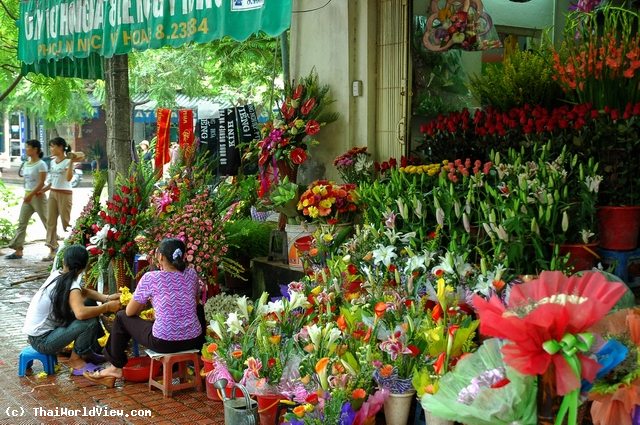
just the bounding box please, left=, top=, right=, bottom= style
left=158, top=238, right=187, bottom=272
left=26, top=139, right=43, bottom=159
left=48, top=245, right=89, bottom=326
left=49, top=136, right=70, bottom=154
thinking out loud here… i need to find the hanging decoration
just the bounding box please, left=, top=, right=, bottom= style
left=423, top=0, right=502, bottom=52
left=156, top=108, right=172, bottom=174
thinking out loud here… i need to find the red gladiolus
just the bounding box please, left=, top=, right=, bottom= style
left=290, top=147, right=307, bottom=165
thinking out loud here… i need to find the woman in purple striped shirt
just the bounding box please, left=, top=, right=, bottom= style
left=83, top=238, right=206, bottom=388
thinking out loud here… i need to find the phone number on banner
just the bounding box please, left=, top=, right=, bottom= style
left=121, top=17, right=209, bottom=47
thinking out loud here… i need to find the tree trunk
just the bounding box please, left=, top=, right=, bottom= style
left=104, top=54, right=131, bottom=196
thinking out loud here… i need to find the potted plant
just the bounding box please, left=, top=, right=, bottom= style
left=223, top=218, right=274, bottom=289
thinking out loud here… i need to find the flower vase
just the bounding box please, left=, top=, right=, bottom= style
left=423, top=408, right=455, bottom=425
left=384, top=390, right=416, bottom=425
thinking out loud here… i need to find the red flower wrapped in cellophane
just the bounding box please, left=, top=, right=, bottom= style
left=473, top=271, right=627, bottom=396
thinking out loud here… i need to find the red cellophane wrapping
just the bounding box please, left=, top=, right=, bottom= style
left=473, top=271, right=627, bottom=395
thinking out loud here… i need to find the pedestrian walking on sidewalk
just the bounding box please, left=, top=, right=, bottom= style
left=23, top=245, right=121, bottom=375
left=5, top=139, right=48, bottom=260
left=38, top=137, right=82, bottom=261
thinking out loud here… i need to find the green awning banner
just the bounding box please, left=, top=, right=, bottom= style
left=18, top=0, right=291, bottom=79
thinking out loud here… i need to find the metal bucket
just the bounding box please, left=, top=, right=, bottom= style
left=214, top=379, right=258, bottom=425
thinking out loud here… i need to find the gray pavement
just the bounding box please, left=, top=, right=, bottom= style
left=0, top=164, right=225, bottom=424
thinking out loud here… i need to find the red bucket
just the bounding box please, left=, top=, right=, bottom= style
left=122, top=356, right=161, bottom=383
left=598, top=206, right=640, bottom=250
left=256, top=393, right=286, bottom=425
left=556, top=243, right=600, bottom=271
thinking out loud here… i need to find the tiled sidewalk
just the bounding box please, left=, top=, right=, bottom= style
left=0, top=244, right=225, bottom=425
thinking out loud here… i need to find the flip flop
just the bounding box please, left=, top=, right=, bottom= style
left=70, top=363, right=99, bottom=376
left=5, top=253, right=23, bottom=260
left=85, top=352, right=107, bottom=364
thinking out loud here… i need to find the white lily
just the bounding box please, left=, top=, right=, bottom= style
left=372, top=244, right=397, bottom=267
left=225, top=312, right=244, bottom=335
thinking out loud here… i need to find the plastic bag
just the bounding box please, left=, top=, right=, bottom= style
left=421, top=338, right=537, bottom=425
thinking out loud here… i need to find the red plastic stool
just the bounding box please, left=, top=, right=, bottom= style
left=147, top=349, right=202, bottom=397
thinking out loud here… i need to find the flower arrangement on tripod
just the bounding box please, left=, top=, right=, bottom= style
left=250, top=69, right=338, bottom=197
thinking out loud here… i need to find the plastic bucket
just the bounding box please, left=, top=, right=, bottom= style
left=556, top=243, right=600, bottom=271
left=285, top=224, right=315, bottom=268
left=598, top=206, right=640, bottom=250
left=256, top=393, right=285, bottom=425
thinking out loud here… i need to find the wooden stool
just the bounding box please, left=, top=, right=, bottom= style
left=147, top=349, right=202, bottom=397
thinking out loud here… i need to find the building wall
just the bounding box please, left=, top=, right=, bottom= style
left=290, top=0, right=377, bottom=181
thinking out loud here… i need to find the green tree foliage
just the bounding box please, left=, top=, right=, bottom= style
left=129, top=33, right=282, bottom=109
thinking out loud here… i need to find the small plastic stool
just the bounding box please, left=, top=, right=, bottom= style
left=18, top=346, right=57, bottom=377
left=147, top=349, right=202, bottom=397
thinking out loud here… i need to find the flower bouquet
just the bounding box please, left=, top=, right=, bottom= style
left=473, top=271, right=628, bottom=425
left=88, top=166, right=156, bottom=287
left=297, top=180, right=358, bottom=225
left=252, top=69, right=338, bottom=197
left=587, top=308, right=640, bottom=425
left=421, top=338, right=537, bottom=425
left=333, top=147, right=374, bottom=184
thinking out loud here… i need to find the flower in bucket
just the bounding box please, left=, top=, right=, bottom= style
left=473, top=271, right=627, bottom=425
left=297, top=180, right=358, bottom=225
left=333, top=147, right=374, bottom=184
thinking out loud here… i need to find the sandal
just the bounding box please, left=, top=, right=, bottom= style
left=41, top=255, right=55, bottom=262
left=5, top=253, right=23, bottom=260
left=83, top=370, right=117, bottom=388
left=70, top=363, right=99, bottom=376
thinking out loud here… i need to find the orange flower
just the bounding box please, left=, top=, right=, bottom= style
left=379, top=364, right=394, bottom=378
left=336, top=315, right=347, bottom=331
left=207, top=343, right=218, bottom=353
left=293, top=405, right=307, bottom=418
left=315, top=357, right=330, bottom=374
left=352, top=388, right=366, bottom=400
left=374, top=301, right=387, bottom=319
left=231, top=350, right=243, bottom=359
left=269, top=334, right=282, bottom=345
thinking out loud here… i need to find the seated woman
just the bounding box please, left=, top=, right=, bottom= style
left=84, top=238, right=206, bottom=388
left=23, top=245, right=121, bottom=375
